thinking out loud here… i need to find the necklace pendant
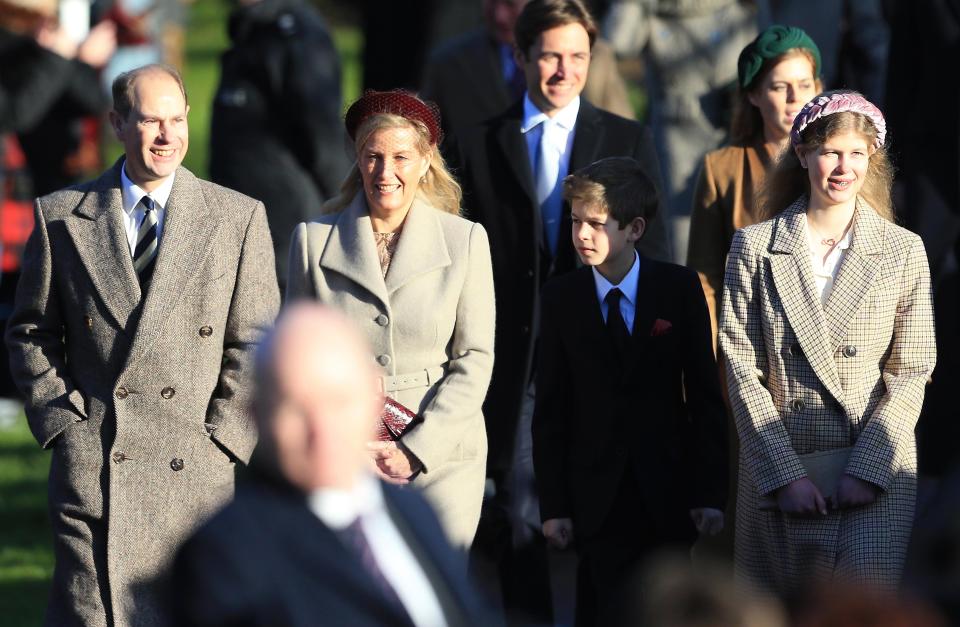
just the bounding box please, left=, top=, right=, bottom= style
left=821, top=238, right=836, bottom=247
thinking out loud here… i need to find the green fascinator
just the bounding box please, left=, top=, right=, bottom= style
left=737, top=25, right=822, bottom=89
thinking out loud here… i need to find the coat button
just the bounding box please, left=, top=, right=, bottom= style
left=526, top=269, right=534, bottom=278
left=843, top=345, right=857, bottom=358
left=84, top=315, right=93, bottom=329
left=199, top=326, right=213, bottom=337
left=521, top=325, right=530, bottom=334
left=791, top=399, right=806, bottom=412
left=112, top=451, right=129, bottom=463
left=377, top=354, right=391, bottom=366
left=161, top=387, right=176, bottom=399
left=115, top=387, right=128, bottom=399
left=375, top=314, right=389, bottom=326
left=170, top=458, right=184, bottom=471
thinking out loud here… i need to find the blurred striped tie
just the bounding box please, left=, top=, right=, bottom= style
left=133, top=196, right=159, bottom=287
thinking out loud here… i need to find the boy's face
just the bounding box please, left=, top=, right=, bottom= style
left=570, top=200, right=644, bottom=277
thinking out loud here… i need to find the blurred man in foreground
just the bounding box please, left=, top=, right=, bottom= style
left=172, top=303, right=498, bottom=627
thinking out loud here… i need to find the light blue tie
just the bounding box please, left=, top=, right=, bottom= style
left=534, top=121, right=563, bottom=257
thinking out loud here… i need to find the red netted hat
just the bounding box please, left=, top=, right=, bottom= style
left=344, top=89, right=443, bottom=146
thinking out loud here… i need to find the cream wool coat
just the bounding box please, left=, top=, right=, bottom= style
left=719, top=198, right=936, bottom=593
left=287, top=194, right=495, bottom=547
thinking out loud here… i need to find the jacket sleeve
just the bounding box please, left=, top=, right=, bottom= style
left=205, top=202, right=280, bottom=463
left=5, top=200, right=87, bottom=448
left=632, top=123, right=673, bottom=262
left=686, top=156, right=724, bottom=348
left=678, top=267, right=728, bottom=509
left=400, top=223, right=495, bottom=473
left=531, top=282, right=574, bottom=521
left=719, top=230, right=807, bottom=496
left=845, top=236, right=937, bottom=489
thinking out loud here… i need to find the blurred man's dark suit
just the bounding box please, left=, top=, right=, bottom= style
left=172, top=472, right=499, bottom=627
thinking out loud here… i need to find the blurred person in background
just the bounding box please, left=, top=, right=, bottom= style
left=422, top=0, right=634, bottom=149
left=286, top=89, right=495, bottom=551
left=0, top=0, right=115, bottom=413
left=602, top=0, right=757, bottom=264
left=210, top=0, right=350, bottom=290
left=173, top=304, right=499, bottom=627
left=687, top=24, right=821, bottom=347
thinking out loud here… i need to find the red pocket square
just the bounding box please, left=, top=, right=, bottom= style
left=650, top=318, right=673, bottom=337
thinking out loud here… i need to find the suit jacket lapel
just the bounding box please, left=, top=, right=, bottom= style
left=384, top=198, right=452, bottom=294
left=622, top=257, right=656, bottom=380
left=65, top=160, right=141, bottom=331
left=126, top=167, right=218, bottom=367
left=571, top=267, right=616, bottom=366
left=823, top=200, right=884, bottom=349
left=319, top=194, right=391, bottom=310
left=769, top=200, right=846, bottom=406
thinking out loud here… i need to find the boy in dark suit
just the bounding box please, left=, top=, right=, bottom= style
left=532, top=157, right=728, bottom=626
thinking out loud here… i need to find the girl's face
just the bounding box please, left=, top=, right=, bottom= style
left=797, top=129, right=873, bottom=210
left=749, top=53, right=818, bottom=143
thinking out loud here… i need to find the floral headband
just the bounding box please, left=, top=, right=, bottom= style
left=790, top=91, right=886, bottom=149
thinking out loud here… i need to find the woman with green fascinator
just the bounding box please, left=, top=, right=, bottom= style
left=687, top=25, right=822, bottom=347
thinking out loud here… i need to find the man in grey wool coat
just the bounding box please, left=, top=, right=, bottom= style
left=5, top=63, right=280, bottom=626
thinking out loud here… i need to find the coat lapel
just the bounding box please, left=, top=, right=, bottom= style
left=125, top=167, right=218, bottom=368
left=384, top=197, right=452, bottom=293
left=319, top=194, right=390, bottom=310
left=822, top=200, right=884, bottom=349
left=494, top=104, right=538, bottom=207
left=65, top=160, right=141, bottom=331
left=768, top=200, right=846, bottom=406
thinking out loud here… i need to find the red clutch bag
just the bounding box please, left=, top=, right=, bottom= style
left=377, top=397, right=422, bottom=441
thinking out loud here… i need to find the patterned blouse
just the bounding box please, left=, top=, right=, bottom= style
left=373, top=229, right=402, bottom=276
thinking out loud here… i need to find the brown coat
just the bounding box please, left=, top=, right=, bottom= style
left=719, top=198, right=936, bottom=592
left=5, top=161, right=280, bottom=626
left=286, top=194, right=495, bottom=548
left=687, top=140, right=772, bottom=344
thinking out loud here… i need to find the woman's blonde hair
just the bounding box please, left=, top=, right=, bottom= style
left=322, top=113, right=462, bottom=216
left=730, top=48, right=822, bottom=145
left=757, top=109, right=895, bottom=222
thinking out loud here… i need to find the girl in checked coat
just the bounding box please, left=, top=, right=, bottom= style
left=719, top=90, right=936, bottom=593
left=286, top=90, right=495, bottom=549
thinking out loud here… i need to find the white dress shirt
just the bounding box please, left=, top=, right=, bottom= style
left=592, top=251, right=640, bottom=333
left=308, top=474, right=447, bottom=627
left=805, top=215, right=853, bottom=307
left=119, top=161, right=173, bottom=256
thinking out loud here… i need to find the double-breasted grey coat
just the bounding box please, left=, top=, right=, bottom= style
left=286, top=194, right=495, bottom=548
left=5, top=161, right=280, bottom=626
left=719, top=198, right=936, bottom=593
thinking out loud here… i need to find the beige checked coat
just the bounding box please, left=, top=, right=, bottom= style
left=286, top=194, right=495, bottom=548
left=5, top=161, right=280, bottom=626
left=718, top=198, right=936, bottom=593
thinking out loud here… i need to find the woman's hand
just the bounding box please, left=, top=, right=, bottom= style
left=775, top=477, right=828, bottom=516
left=836, top=474, right=880, bottom=509
left=366, top=441, right=422, bottom=485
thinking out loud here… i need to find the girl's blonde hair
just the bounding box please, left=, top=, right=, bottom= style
left=322, top=113, right=462, bottom=216
left=757, top=110, right=894, bottom=222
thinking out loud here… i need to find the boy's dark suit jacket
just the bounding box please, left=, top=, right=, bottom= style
left=532, top=258, right=727, bottom=540
left=449, top=99, right=673, bottom=477
left=171, top=476, right=499, bottom=627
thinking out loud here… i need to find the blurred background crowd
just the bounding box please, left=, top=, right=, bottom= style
left=1, top=0, right=958, bottom=625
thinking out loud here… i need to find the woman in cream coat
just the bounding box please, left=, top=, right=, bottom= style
left=719, top=91, right=936, bottom=593
left=286, top=90, right=495, bottom=548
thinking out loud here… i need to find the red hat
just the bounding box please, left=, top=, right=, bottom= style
left=345, top=90, right=443, bottom=146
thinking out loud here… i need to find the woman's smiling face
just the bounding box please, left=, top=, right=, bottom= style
left=358, top=125, right=431, bottom=218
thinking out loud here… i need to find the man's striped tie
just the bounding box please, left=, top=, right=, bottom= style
left=133, top=196, right=159, bottom=287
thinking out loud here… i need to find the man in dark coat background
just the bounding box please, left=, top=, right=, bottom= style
left=209, top=0, right=350, bottom=288
left=172, top=303, right=499, bottom=627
